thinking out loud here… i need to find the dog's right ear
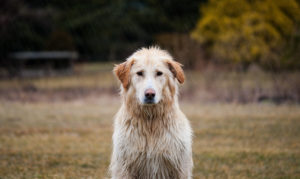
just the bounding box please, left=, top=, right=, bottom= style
left=113, top=59, right=134, bottom=90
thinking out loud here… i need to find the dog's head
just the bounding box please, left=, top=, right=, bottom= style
left=114, top=47, right=184, bottom=106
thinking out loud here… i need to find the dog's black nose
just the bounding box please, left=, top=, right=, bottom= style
left=145, top=88, right=155, bottom=100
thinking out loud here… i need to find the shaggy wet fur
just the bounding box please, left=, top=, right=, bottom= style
left=110, top=47, right=193, bottom=179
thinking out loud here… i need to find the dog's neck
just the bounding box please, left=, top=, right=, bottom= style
left=124, top=99, right=178, bottom=135
left=120, top=89, right=181, bottom=135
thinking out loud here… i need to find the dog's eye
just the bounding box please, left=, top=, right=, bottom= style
left=137, top=71, right=143, bottom=76
left=156, top=71, right=163, bottom=76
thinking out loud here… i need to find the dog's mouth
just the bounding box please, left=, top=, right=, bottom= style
left=143, top=99, right=156, bottom=105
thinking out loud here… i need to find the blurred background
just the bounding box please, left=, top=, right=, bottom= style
left=0, top=0, right=300, bottom=178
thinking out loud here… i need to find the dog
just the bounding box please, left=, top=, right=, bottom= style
left=110, top=47, right=193, bottom=179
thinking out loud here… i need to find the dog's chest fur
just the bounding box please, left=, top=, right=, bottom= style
left=113, top=113, right=189, bottom=179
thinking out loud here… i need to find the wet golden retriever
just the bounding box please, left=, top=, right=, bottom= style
left=110, top=47, right=193, bottom=179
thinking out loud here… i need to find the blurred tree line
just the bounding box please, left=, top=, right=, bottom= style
left=0, top=0, right=204, bottom=61
left=1, top=0, right=299, bottom=70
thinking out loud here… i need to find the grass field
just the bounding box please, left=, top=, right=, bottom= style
left=1, top=100, right=299, bottom=178
left=0, top=63, right=300, bottom=178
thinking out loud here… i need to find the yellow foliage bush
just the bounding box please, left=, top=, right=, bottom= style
left=191, top=0, right=300, bottom=70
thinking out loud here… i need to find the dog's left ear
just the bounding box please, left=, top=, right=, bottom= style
left=113, top=59, right=134, bottom=90
left=166, top=60, right=185, bottom=84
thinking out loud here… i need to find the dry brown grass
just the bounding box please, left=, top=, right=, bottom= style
left=0, top=99, right=299, bottom=178
left=0, top=63, right=300, bottom=178
left=0, top=96, right=118, bottom=179
left=1, top=63, right=299, bottom=103
left=183, top=103, right=300, bottom=178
